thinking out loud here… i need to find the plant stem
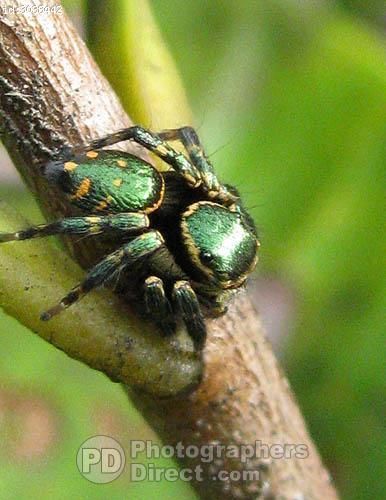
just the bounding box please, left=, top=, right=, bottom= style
left=0, top=2, right=339, bottom=498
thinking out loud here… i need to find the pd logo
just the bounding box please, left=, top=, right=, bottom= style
left=77, top=435, right=126, bottom=483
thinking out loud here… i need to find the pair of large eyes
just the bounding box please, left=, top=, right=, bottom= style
left=199, top=251, right=229, bottom=280
left=199, top=250, right=214, bottom=266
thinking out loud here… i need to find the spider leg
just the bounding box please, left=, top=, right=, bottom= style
left=68, top=126, right=203, bottom=190
left=0, top=213, right=149, bottom=242
left=172, top=280, right=206, bottom=350
left=40, top=230, right=164, bottom=320
left=143, top=276, right=176, bottom=335
left=159, top=126, right=237, bottom=204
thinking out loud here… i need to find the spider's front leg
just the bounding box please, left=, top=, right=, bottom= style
left=143, top=276, right=176, bottom=337
left=159, top=126, right=237, bottom=204
left=143, top=275, right=206, bottom=350
left=172, top=280, right=206, bottom=350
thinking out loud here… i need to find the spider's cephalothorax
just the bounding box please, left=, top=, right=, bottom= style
left=0, top=126, right=259, bottom=349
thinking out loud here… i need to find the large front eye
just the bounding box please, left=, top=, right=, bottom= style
left=199, top=250, right=214, bottom=265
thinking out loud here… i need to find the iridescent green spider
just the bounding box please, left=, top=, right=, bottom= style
left=0, top=126, right=259, bottom=349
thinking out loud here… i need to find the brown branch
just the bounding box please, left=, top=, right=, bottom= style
left=129, top=293, right=338, bottom=498
left=0, top=0, right=201, bottom=396
left=0, top=1, right=339, bottom=498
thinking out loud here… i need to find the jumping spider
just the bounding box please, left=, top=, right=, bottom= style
left=0, top=126, right=259, bottom=349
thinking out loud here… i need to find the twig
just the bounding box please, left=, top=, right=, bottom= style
left=0, top=0, right=201, bottom=396
left=0, top=1, right=339, bottom=498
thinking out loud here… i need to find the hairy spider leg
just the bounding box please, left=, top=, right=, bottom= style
left=158, top=126, right=237, bottom=204
left=144, top=276, right=177, bottom=336
left=40, top=231, right=164, bottom=320
left=0, top=213, right=149, bottom=242
left=172, top=280, right=206, bottom=350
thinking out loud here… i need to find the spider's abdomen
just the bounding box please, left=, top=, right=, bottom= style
left=51, top=150, right=164, bottom=215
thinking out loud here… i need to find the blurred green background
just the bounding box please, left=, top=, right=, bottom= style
left=0, top=1, right=384, bottom=499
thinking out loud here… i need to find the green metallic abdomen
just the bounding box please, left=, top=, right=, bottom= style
left=64, top=150, right=164, bottom=214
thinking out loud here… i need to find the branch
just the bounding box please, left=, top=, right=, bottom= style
left=0, top=1, right=339, bottom=498
left=129, top=293, right=338, bottom=499
left=0, top=0, right=201, bottom=397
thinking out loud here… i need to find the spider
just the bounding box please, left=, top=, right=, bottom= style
left=0, top=126, right=259, bottom=349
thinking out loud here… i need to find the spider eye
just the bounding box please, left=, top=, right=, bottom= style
left=200, top=251, right=214, bottom=265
